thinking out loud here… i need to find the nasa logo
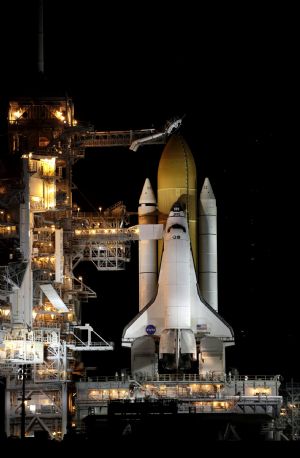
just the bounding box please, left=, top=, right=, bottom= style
left=146, top=324, right=156, bottom=335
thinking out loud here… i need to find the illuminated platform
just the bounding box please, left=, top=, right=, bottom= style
left=75, top=374, right=282, bottom=441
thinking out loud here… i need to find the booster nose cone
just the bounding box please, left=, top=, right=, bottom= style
left=139, top=178, right=157, bottom=205
left=199, top=177, right=216, bottom=216
left=138, top=178, right=157, bottom=223
left=200, top=177, right=215, bottom=200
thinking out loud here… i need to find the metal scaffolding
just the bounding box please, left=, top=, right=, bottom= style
left=1, top=95, right=179, bottom=439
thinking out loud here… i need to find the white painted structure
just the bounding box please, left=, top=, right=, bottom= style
left=138, top=178, right=158, bottom=311
left=39, top=284, right=69, bottom=312
left=55, top=228, right=64, bottom=283
left=199, top=178, right=218, bottom=311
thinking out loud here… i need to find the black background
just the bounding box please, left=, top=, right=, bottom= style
left=0, top=1, right=298, bottom=380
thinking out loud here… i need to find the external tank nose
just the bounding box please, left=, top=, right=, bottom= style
left=157, top=134, right=197, bottom=268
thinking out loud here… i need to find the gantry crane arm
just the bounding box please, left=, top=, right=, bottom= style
left=129, top=117, right=183, bottom=152
left=73, top=117, right=183, bottom=151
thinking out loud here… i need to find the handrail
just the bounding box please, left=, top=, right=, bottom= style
left=78, top=373, right=281, bottom=383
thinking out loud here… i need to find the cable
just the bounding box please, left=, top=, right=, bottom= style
left=72, top=181, right=98, bottom=211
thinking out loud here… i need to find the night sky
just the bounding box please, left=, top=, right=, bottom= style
left=0, top=1, right=297, bottom=380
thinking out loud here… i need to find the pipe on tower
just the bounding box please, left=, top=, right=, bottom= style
left=38, top=0, right=44, bottom=74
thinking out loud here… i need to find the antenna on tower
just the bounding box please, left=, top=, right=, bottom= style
left=38, top=0, right=44, bottom=74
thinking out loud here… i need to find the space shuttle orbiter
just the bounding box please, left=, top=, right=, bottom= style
left=122, top=202, right=233, bottom=372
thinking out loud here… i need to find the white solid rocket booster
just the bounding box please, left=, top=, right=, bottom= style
left=199, top=178, right=218, bottom=311
left=138, top=178, right=157, bottom=311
